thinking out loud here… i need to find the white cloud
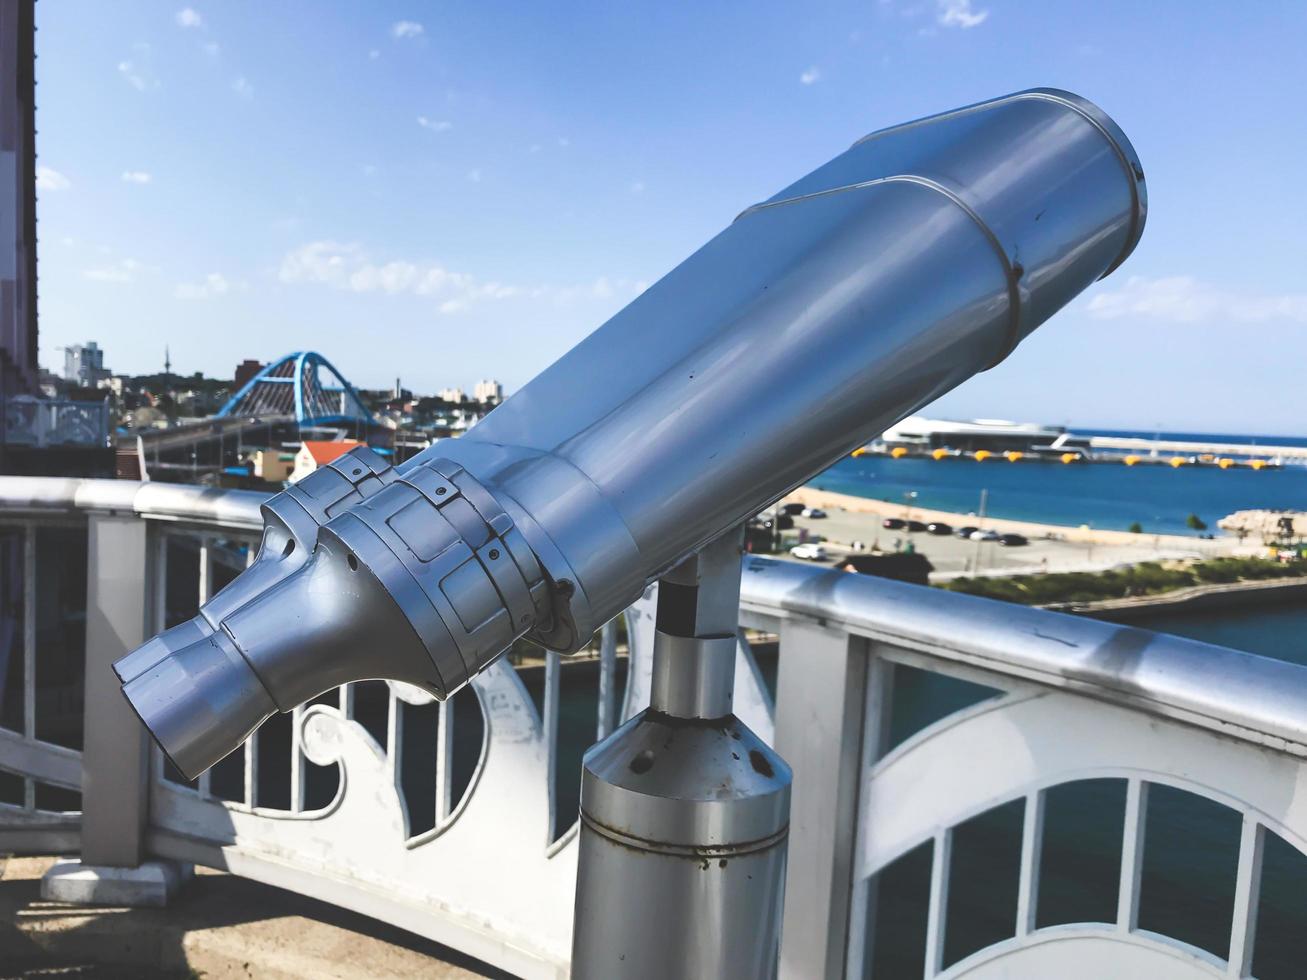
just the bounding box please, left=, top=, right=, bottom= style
left=799, top=66, right=821, bottom=85
left=937, top=0, right=989, bottom=28
left=36, top=166, right=71, bottom=191
left=278, top=241, right=645, bottom=315
left=368, top=48, right=381, bottom=60
left=121, top=171, right=152, bottom=185
left=391, top=20, right=424, bottom=39
left=118, top=60, right=150, bottom=91
left=175, top=8, right=204, bottom=29
left=1086, top=275, right=1307, bottom=325
left=417, top=116, right=452, bottom=132
left=174, top=272, right=233, bottom=300
left=84, top=258, right=152, bottom=284
left=232, top=76, right=254, bottom=98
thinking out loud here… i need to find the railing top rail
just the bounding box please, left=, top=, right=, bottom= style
left=4, top=475, right=1303, bottom=758
left=0, top=476, right=268, bottom=531
left=739, top=555, right=1307, bottom=757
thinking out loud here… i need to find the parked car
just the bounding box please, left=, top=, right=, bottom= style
left=790, top=542, right=828, bottom=561
left=782, top=502, right=806, bottom=516
left=905, top=520, right=928, bottom=532
left=969, top=529, right=1001, bottom=542
left=998, top=533, right=1029, bottom=547
left=926, top=522, right=952, bottom=535
left=801, top=507, right=827, bottom=519
left=954, top=525, right=979, bottom=538
left=882, top=518, right=906, bottom=530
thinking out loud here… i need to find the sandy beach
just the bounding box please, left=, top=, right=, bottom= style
left=778, top=486, right=1246, bottom=580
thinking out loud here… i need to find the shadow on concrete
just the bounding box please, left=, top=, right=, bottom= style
left=0, top=856, right=513, bottom=979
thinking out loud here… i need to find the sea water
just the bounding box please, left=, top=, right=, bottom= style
left=813, top=429, right=1307, bottom=536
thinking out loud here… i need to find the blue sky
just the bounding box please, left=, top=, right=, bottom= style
left=30, top=1, right=1307, bottom=434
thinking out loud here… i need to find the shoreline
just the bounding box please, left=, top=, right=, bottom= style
left=1053, top=576, right=1307, bottom=621
left=783, top=485, right=1237, bottom=553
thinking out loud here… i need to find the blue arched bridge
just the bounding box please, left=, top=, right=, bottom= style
left=216, top=351, right=377, bottom=427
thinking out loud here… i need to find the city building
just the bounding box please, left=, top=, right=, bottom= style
left=876, top=415, right=1093, bottom=458
left=233, top=359, right=264, bottom=391
left=0, top=0, right=38, bottom=401
left=290, top=439, right=363, bottom=483
left=63, top=341, right=111, bottom=387
left=0, top=5, right=110, bottom=476
left=438, top=386, right=465, bottom=403
left=473, top=379, right=503, bottom=404
left=250, top=447, right=295, bottom=484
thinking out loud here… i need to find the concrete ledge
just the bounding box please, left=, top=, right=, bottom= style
left=40, top=858, right=192, bottom=907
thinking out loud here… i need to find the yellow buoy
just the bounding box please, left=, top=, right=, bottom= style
left=1005, top=450, right=1023, bottom=462
left=1123, top=455, right=1140, bottom=466
left=1061, top=452, right=1077, bottom=464
left=973, top=449, right=992, bottom=462
left=890, top=446, right=908, bottom=459
left=1250, top=459, right=1267, bottom=470
left=932, top=448, right=949, bottom=461
left=1217, top=458, right=1233, bottom=469
left=1169, top=457, right=1186, bottom=468
left=851, top=447, right=867, bottom=458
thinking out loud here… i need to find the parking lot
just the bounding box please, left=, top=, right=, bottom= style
left=777, top=507, right=1224, bottom=579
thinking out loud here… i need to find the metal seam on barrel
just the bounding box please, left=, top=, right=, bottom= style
left=1019, top=92, right=1145, bottom=279
left=842, top=89, right=1144, bottom=279
left=734, top=174, right=1021, bottom=369
left=579, top=811, right=789, bottom=857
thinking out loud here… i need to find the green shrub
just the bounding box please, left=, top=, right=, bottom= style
left=938, top=557, right=1304, bottom=606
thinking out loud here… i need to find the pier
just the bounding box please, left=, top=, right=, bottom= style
left=1089, top=435, right=1307, bottom=462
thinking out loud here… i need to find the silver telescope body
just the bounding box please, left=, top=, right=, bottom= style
left=115, top=88, right=1146, bottom=779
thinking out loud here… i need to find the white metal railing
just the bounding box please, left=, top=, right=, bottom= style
left=741, top=556, right=1307, bottom=980
left=2, top=477, right=1307, bottom=978
left=3, top=395, right=110, bottom=447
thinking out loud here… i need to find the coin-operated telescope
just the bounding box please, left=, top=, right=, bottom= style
left=115, top=89, right=1145, bottom=978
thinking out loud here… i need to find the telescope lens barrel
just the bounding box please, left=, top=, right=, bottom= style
left=115, top=89, right=1147, bottom=778
left=118, top=628, right=276, bottom=779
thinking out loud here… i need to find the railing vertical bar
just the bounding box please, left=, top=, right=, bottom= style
left=243, top=728, right=259, bottom=809
left=1016, top=789, right=1046, bottom=938
left=387, top=685, right=401, bottom=784
left=152, top=531, right=169, bottom=633
left=22, top=522, right=35, bottom=742
left=923, top=828, right=952, bottom=979
left=242, top=542, right=258, bottom=809
left=596, top=621, right=617, bottom=741
left=435, top=697, right=453, bottom=822
left=151, top=531, right=169, bottom=784
left=197, top=536, right=212, bottom=604
left=22, top=522, right=36, bottom=811
left=845, top=653, right=895, bottom=977
left=196, top=536, right=213, bottom=800
left=1117, top=777, right=1149, bottom=933
left=290, top=704, right=305, bottom=813
left=543, top=651, right=561, bottom=843
left=1227, top=816, right=1265, bottom=978
left=340, top=683, right=355, bottom=718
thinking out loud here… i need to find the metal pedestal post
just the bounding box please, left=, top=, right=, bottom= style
left=571, top=530, right=792, bottom=979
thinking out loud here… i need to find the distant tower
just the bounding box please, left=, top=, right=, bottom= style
left=164, top=345, right=171, bottom=379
